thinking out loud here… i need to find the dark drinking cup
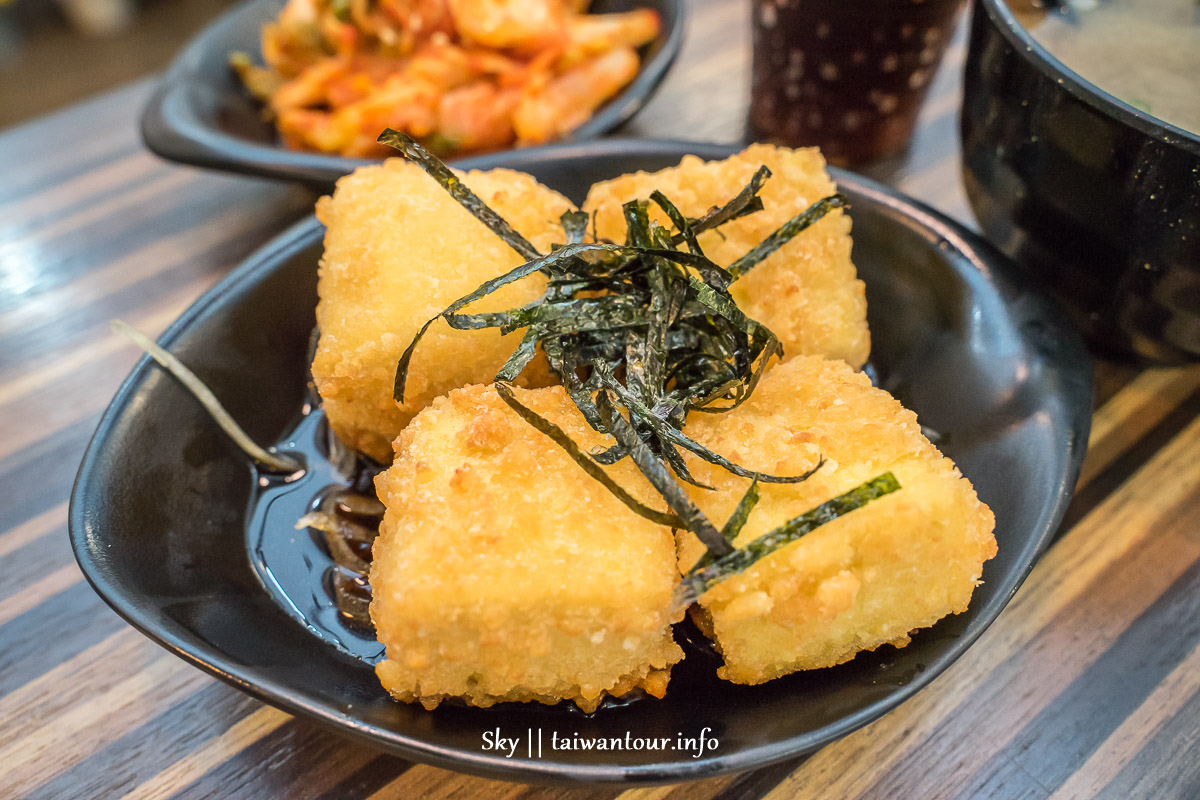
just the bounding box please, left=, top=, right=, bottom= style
left=750, top=0, right=965, bottom=165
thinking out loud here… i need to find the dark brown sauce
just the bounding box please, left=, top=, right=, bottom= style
left=248, top=409, right=387, bottom=661
left=307, top=483, right=384, bottom=631
left=327, top=565, right=374, bottom=631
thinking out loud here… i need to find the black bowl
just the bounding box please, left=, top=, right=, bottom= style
left=140, top=0, right=684, bottom=186
left=960, top=0, right=1200, bottom=363
left=70, top=140, right=1092, bottom=784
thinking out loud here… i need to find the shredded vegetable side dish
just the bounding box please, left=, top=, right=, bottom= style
left=230, top=0, right=661, bottom=156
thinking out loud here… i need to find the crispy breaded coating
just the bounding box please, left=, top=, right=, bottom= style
left=582, top=144, right=870, bottom=370
left=371, top=383, right=684, bottom=711
left=312, top=159, right=574, bottom=463
left=676, top=356, right=996, bottom=684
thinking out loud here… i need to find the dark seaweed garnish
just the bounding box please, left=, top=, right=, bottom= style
left=377, top=129, right=541, bottom=261
left=495, top=382, right=682, bottom=528
left=595, top=388, right=728, bottom=555
left=678, top=165, right=772, bottom=243
left=728, top=193, right=849, bottom=279
left=378, top=129, right=897, bottom=597
left=677, top=473, right=902, bottom=606
left=719, top=479, right=760, bottom=546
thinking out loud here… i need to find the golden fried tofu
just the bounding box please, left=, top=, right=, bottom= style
left=371, top=382, right=683, bottom=711
left=312, top=159, right=574, bottom=463
left=583, top=144, right=871, bottom=370
left=676, top=356, right=996, bottom=684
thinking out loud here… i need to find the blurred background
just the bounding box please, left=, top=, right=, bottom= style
left=0, top=0, right=237, bottom=129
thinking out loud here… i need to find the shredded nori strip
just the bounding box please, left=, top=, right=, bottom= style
left=652, top=190, right=702, bottom=256
left=559, top=209, right=590, bottom=246
left=677, top=472, right=902, bottom=605
left=378, top=132, right=870, bottom=595
left=377, top=129, right=541, bottom=261
left=728, top=193, right=849, bottom=280
left=719, top=480, right=760, bottom=545
left=596, top=390, right=729, bottom=556
left=393, top=242, right=623, bottom=402
left=591, top=359, right=823, bottom=485
left=495, top=329, right=539, bottom=382
left=495, top=382, right=682, bottom=528
left=684, top=165, right=772, bottom=239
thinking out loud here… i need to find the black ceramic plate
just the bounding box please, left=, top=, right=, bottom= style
left=140, top=0, right=684, bottom=185
left=70, top=140, right=1092, bottom=784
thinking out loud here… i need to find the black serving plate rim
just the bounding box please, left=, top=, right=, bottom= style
left=70, top=138, right=1091, bottom=784
left=139, top=0, right=686, bottom=185
left=978, top=0, right=1200, bottom=154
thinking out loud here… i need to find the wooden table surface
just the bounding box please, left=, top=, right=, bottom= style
left=2, top=1, right=1199, bottom=797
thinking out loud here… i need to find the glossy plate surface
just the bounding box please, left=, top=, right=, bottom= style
left=140, top=0, right=685, bottom=185
left=70, top=140, right=1092, bottom=784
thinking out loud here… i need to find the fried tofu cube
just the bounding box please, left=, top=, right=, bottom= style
left=312, top=159, right=575, bottom=463
left=370, top=382, right=684, bottom=711
left=582, top=144, right=871, bottom=370
left=676, top=356, right=997, bottom=684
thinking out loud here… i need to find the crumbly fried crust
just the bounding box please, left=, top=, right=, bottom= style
left=371, top=383, right=683, bottom=711
left=312, top=159, right=574, bottom=462
left=676, top=356, right=997, bottom=684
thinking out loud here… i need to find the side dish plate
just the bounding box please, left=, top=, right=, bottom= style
left=139, top=0, right=685, bottom=185
left=70, top=140, right=1092, bottom=784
